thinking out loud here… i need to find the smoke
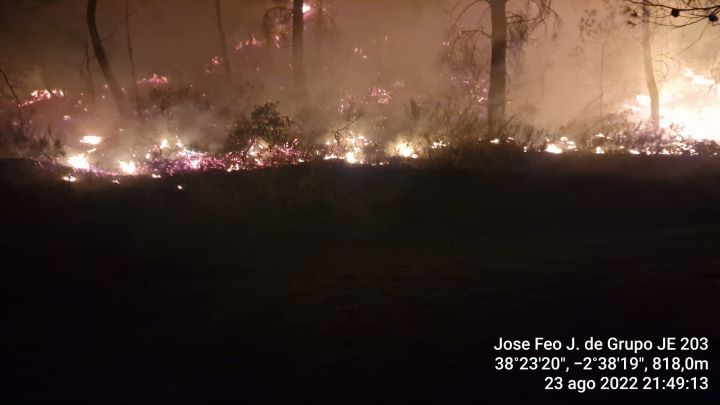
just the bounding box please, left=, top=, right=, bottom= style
left=2, top=0, right=720, bottom=166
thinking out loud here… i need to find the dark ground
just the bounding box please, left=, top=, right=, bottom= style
left=1, top=156, right=719, bottom=404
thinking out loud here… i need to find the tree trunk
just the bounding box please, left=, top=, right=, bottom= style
left=642, top=6, right=660, bottom=131
left=488, top=0, right=507, bottom=126
left=125, top=0, right=141, bottom=116
left=292, top=0, right=307, bottom=103
left=315, top=0, right=325, bottom=59
left=599, top=40, right=606, bottom=134
left=83, top=37, right=96, bottom=106
left=599, top=41, right=605, bottom=119
left=215, top=0, right=232, bottom=84
left=87, top=0, right=126, bottom=114
left=0, top=66, right=21, bottom=106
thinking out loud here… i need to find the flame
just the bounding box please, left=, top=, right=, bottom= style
left=628, top=68, right=720, bottom=141
left=545, top=144, right=563, bottom=154
left=118, top=160, right=138, bottom=175
left=323, top=132, right=371, bottom=163
left=67, top=154, right=90, bottom=170
left=684, top=68, right=715, bottom=87
left=394, top=142, right=418, bottom=159
left=345, top=151, right=358, bottom=164
left=80, top=135, right=103, bottom=146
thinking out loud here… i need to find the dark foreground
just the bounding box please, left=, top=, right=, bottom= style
left=1, top=156, right=719, bottom=404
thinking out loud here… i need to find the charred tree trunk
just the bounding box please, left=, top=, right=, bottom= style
left=642, top=6, right=660, bottom=131
left=125, top=0, right=141, bottom=116
left=87, top=0, right=126, bottom=114
left=215, top=0, right=232, bottom=84
left=0, top=66, right=21, bottom=106
left=599, top=41, right=605, bottom=119
left=83, top=38, right=96, bottom=106
left=488, top=0, right=507, bottom=126
left=292, top=0, right=307, bottom=103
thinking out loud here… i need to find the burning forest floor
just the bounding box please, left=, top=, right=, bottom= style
left=2, top=157, right=720, bottom=403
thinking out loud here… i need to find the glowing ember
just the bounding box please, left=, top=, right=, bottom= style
left=21, top=89, right=65, bottom=107
left=323, top=132, right=373, bottom=163
left=370, top=86, right=392, bottom=104
left=235, top=35, right=263, bottom=50
left=80, top=135, right=103, bottom=146
left=137, top=74, right=170, bottom=86
left=62, top=175, right=77, bottom=183
left=67, top=154, right=90, bottom=170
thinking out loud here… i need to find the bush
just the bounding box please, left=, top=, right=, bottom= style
left=0, top=111, right=64, bottom=160
left=225, top=102, right=292, bottom=161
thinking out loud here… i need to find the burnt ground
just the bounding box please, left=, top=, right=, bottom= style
left=1, top=156, right=720, bottom=404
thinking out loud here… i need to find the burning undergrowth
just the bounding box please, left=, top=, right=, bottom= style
left=3, top=66, right=720, bottom=185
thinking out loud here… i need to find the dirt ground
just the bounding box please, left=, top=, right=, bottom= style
left=2, top=157, right=719, bottom=403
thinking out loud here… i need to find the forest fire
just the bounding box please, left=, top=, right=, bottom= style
left=627, top=68, right=720, bottom=141
left=4, top=2, right=720, bottom=403
left=2, top=0, right=720, bottom=180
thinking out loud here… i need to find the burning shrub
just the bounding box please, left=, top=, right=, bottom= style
left=558, top=112, right=717, bottom=156
left=225, top=102, right=293, bottom=161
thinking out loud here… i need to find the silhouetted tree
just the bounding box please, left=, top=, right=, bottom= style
left=625, top=1, right=717, bottom=128
left=641, top=5, right=660, bottom=130
left=453, top=0, right=559, bottom=126
left=488, top=0, right=507, bottom=126
left=87, top=0, right=126, bottom=114
left=215, top=0, right=233, bottom=83
left=82, top=37, right=96, bottom=106
left=579, top=1, right=623, bottom=122
left=0, top=66, right=21, bottom=106
left=293, top=0, right=307, bottom=103
left=126, top=0, right=141, bottom=115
